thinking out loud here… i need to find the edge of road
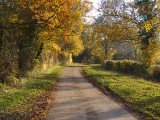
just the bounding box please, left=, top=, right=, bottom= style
left=80, top=66, right=144, bottom=120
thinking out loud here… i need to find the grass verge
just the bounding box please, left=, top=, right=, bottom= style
left=68, top=63, right=88, bottom=67
left=83, top=65, right=160, bottom=120
left=0, top=66, right=65, bottom=120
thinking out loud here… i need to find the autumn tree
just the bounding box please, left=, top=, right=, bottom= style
left=88, top=0, right=138, bottom=63
left=135, top=0, right=159, bottom=67
left=0, top=0, right=92, bottom=83
left=94, top=0, right=160, bottom=67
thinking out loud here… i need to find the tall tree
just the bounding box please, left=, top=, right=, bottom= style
left=0, top=0, right=92, bottom=83
left=135, top=0, right=159, bottom=67
left=91, top=0, right=138, bottom=63
left=95, top=0, right=160, bottom=66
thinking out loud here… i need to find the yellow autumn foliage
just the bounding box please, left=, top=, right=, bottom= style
left=140, top=18, right=156, bottom=32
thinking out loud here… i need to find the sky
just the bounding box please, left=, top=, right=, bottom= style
left=87, top=0, right=134, bottom=23
left=87, top=0, right=101, bottom=21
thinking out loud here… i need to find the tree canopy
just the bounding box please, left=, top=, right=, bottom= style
left=0, top=0, right=92, bottom=83
left=80, top=0, right=160, bottom=66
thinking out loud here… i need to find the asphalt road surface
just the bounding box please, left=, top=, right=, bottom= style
left=45, top=67, right=138, bottom=120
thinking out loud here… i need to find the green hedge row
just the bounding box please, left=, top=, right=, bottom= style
left=103, top=60, right=160, bottom=81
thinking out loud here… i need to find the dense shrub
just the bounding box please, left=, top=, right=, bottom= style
left=132, top=62, right=148, bottom=75
left=104, top=60, right=147, bottom=76
left=152, top=66, right=160, bottom=81
left=118, top=60, right=135, bottom=73
left=105, top=61, right=116, bottom=70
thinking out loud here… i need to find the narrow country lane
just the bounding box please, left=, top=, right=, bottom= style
left=45, top=67, right=138, bottom=120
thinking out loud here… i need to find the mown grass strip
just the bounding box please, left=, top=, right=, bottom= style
left=83, top=66, right=160, bottom=120
left=0, top=66, right=65, bottom=119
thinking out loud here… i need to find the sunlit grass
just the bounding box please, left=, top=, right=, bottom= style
left=0, top=66, right=65, bottom=113
left=83, top=66, right=160, bottom=120
left=68, top=62, right=100, bottom=67
left=68, top=63, right=88, bottom=67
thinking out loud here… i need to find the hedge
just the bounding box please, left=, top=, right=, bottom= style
left=103, top=60, right=160, bottom=81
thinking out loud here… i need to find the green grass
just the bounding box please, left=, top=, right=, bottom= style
left=83, top=66, right=160, bottom=120
left=68, top=63, right=99, bottom=67
left=0, top=66, right=65, bottom=113
left=68, top=63, right=88, bottom=67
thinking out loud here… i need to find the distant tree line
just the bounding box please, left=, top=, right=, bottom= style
left=77, top=0, right=160, bottom=67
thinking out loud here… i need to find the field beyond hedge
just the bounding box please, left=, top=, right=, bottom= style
left=83, top=66, right=160, bottom=120
left=0, top=66, right=65, bottom=119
